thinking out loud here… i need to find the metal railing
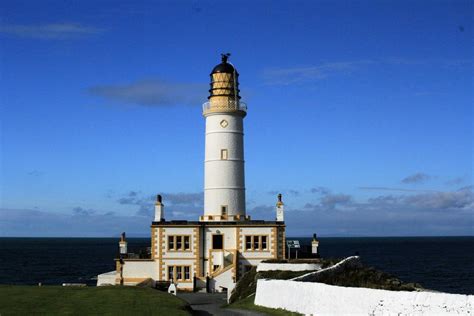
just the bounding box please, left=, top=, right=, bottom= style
left=202, top=100, right=247, bottom=113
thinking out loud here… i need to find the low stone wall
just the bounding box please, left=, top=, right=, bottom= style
left=255, top=279, right=474, bottom=315
left=256, top=262, right=322, bottom=272
left=291, top=255, right=360, bottom=281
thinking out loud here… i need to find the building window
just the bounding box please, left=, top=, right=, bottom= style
left=176, top=236, right=182, bottom=249
left=168, top=236, right=174, bottom=250
left=168, top=235, right=192, bottom=251
left=212, top=234, right=223, bottom=249
left=168, top=265, right=191, bottom=282
left=261, top=236, right=268, bottom=250
left=221, top=149, right=228, bottom=160
left=184, top=236, right=190, bottom=250
left=253, top=237, right=259, bottom=250
left=244, top=235, right=269, bottom=251
left=245, top=236, right=252, bottom=250
left=221, top=205, right=228, bottom=216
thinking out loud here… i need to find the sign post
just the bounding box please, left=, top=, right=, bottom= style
left=286, top=240, right=300, bottom=260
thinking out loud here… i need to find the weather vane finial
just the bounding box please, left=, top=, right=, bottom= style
left=221, top=53, right=231, bottom=63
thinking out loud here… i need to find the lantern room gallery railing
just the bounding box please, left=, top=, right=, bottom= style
left=202, top=100, right=247, bottom=114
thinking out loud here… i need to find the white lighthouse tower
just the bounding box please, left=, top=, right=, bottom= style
left=201, top=54, right=249, bottom=221
left=99, top=55, right=287, bottom=290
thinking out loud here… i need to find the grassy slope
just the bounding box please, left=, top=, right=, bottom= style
left=302, top=265, right=423, bottom=291
left=0, top=286, right=190, bottom=316
left=229, top=295, right=301, bottom=316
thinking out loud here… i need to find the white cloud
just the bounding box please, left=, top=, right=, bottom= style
left=262, top=61, right=373, bottom=85
left=289, top=187, right=474, bottom=236
left=0, top=23, right=103, bottom=39
left=89, top=80, right=206, bottom=107
left=359, top=187, right=436, bottom=193
left=0, top=208, right=149, bottom=237
left=116, top=191, right=203, bottom=218
left=262, top=58, right=473, bottom=86
left=401, top=172, right=432, bottom=184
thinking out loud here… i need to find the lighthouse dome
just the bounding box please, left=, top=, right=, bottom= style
left=211, top=53, right=238, bottom=75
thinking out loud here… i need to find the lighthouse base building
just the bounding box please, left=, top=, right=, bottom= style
left=98, top=55, right=286, bottom=294
left=116, top=215, right=286, bottom=292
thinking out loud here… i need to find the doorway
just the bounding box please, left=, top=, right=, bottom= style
left=212, top=234, right=223, bottom=249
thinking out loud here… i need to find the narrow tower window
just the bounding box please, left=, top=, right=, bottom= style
left=221, top=205, right=228, bottom=216
left=220, top=149, right=228, bottom=160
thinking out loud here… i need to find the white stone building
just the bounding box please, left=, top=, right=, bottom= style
left=98, top=55, right=286, bottom=293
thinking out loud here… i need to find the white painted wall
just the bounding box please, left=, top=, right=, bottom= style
left=97, top=271, right=116, bottom=286
left=122, top=260, right=158, bottom=279
left=204, top=113, right=245, bottom=218
left=203, top=227, right=237, bottom=254
left=255, top=279, right=474, bottom=315
left=240, top=226, right=275, bottom=259
left=203, top=227, right=237, bottom=276
left=162, top=227, right=196, bottom=259
left=257, top=263, right=322, bottom=272
left=210, top=266, right=235, bottom=293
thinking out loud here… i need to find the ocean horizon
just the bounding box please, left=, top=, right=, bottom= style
left=0, top=236, right=472, bottom=295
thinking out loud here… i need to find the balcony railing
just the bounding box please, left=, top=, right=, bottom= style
left=209, top=249, right=237, bottom=276
left=118, top=247, right=151, bottom=259
left=202, top=100, right=247, bottom=114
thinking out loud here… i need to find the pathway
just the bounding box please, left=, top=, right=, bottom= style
left=178, top=292, right=265, bottom=316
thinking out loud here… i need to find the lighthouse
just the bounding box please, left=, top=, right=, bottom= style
left=201, top=53, right=248, bottom=221
left=100, top=55, right=286, bottom=291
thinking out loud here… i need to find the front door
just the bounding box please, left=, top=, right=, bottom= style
left=212, top=234, right=223, bottom=249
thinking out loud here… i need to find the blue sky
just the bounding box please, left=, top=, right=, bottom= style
left=0, top=0, right=472, bottom=237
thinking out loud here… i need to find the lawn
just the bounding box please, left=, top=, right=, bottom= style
left=228, top=294, right=301, bottom=316
left=0, top=285, right=190, bottom=315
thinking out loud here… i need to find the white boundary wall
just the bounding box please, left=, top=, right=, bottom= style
left=257, top=263, right=321, bottom=272
left=122, top=261, right=158, bottom=279
left=97, top=271, right=116, bottom=286
left=255, top=279, right=474, bottom=315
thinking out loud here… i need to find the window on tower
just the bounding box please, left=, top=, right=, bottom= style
left=221, top=149, right=228, bottom=160
left=221, top=205, right=228, bottom=216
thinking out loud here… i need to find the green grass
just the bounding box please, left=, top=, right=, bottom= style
left=0, top=285, right=190, bottom=315
left=228, top=295, right=301, bottom=316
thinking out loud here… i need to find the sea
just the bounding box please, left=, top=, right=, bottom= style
left=0, top=237, right=472, bottom=295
